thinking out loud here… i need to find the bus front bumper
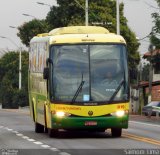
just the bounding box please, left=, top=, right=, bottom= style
left=51, top=115, right=129, bottom=130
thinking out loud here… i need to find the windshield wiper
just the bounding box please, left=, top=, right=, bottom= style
left=108, top=79, right=124, bottom=103
left=71, top=73, right=85, bottom=104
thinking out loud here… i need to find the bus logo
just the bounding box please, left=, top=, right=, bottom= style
left=88, top=111, right=93, bottom=116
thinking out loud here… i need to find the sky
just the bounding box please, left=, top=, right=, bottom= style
left=0, top=0, right=158, bottom=55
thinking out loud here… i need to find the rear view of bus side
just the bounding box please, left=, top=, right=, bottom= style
left=28, top=26, right=129, bottom=137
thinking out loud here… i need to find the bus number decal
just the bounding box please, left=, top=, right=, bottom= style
left=117, top=105, right=125, bottom=109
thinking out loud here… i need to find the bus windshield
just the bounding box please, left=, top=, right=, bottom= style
left=50, top=44, right=128, bottom=104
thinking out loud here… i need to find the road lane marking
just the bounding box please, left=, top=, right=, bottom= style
left=1, top=126, right=70, bottom=155
left=27, top=138, right=36, bottom=142
left=41, top=145, right=50, bottom=148
left=107, top=129, right=160, bottom=147
left=129, top=121, right=160, bottom=128
left=12, top=131, right=19, bottom=134
left=7, top=128, right=13, bottom=131
left=34, top=141, right=43, bottom=145
left=123, top=133, right=160, bottom=146
left=22, top=136, right=29, bottom=139
left=5, top=127, right=13, bottom=131
left=16, top=133, right=23, bottom=136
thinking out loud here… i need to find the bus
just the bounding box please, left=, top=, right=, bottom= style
left=28, top=26, right=129, bottom=137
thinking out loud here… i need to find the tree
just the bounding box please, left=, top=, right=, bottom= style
left=146, top=0, right=160, bottom=78
left=17, top=0, right=140, bottom=69
left=0, top=51, right=29, bottom=108
left=17, top=19, right=50, bottom=47
left=150, top=0, right=160, bottom=49
left=141, top=63, right=150, bottom=81
left=46, top=0, right=140, bottom=69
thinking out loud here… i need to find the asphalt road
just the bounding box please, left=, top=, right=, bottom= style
left=0, top=109, right=160, bottom=155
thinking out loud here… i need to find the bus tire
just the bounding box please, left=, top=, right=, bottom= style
left=44, top=127, right=48, bottom=133
left=48, top=128, right=58, bottom=138
left=35, top=122, right=44, bottom=133
left=111, top=128, right=122, bottom=137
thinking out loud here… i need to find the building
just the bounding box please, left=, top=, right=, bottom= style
left=129, top=49, right=160, bottom=114
left=142, top=49, right=160, bottom=102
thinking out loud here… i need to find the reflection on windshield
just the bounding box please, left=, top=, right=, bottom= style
left=51, top=45, right=89, bottom=102
left=50, top=44, right=128, bottom=103
left=90, top=45, right=127, bottom=102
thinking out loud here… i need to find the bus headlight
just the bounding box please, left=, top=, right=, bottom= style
left=52, top=111, right=71, bottom=117
left=56, top=111, right=65, bottom=117
left=111, top=110, right=127, bottom=117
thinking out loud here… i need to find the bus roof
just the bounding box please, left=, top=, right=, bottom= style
left=48, top=26, right=109, bottom=35
left=31, top=26, right=126, bottom=44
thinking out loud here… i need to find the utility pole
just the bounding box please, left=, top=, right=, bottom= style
left=116, top=0, right=120, bottom=35
left=73, top=0, right=88, bottom=26
left=148, top=44, right=154, bottom=102
left=85, top=0, right=88, bottom=26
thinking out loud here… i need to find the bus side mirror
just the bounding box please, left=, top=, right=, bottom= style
left=46, top=58, right=53, bottom=66
left=43, top=67, right=49, bottom=79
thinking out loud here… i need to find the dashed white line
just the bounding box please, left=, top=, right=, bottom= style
left=16, top=133, right=23, bottom=136
left=41, top=145, right=51, bottom=148
left=7, top=128, right=13, bottom=131
left=12, top=131, right=19, bottom=134
left=34, top=141, right=43, bottom=145
left=27, top=138, right=36, bottom=142
left=22, top=136, right=29, bottom=139
left=2, top=126, right=69, bottom=155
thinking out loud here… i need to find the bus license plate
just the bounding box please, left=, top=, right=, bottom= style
left=85, top=121, right=97, bottom=126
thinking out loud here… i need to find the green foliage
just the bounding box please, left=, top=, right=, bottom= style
left=147, top=0, right=160, bottom=71
left=17, top=19, right=50, bottom=47
left=150, top=0, right=160, bottom=48
left=46, top=0, right=140, bottom=69
left=47, top=0, right=118, bottom=30
left=0, top=51, right=29, bottom=108
left=17, top=0, right=140, bottom=70
left=141, top=63, right=149, bottom=81
left=150, top=34, right=160, bottom=49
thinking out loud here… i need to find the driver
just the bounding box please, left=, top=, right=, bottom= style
left=103, top=70, right=118, bottom=87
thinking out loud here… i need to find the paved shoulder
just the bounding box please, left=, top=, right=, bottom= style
left=129, top=115, right=160, bottom=125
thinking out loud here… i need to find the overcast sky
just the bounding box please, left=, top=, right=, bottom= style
left=0, top=0, right=157, bottom=55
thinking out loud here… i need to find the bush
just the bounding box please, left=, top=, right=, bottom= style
left=0, top=51, right=29, bottom=109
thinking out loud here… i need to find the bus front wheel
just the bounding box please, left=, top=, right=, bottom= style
left=48, top=128, right=58, bottom=138
left=111, top=128, right=122, bottom=137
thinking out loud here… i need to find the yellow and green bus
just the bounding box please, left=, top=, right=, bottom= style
left=28, top=26, right=129, bottom=137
